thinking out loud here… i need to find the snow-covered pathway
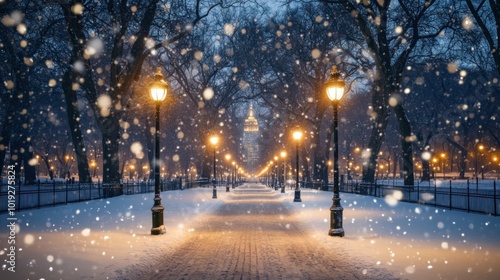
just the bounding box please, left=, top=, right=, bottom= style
left=119, top=183, right=398, bottom=280
left=2, top=182, right=499, bottom=279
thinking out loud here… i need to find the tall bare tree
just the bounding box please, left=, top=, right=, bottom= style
left=58, top=0, right=222, bottom=186
left=321, top=0, right=456, bottom=185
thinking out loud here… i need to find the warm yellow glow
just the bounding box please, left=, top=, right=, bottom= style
left=478, top=145, right=484, bottom=151
left=280, top=151, right=287, bottom=158
left=432, top=158, right=438, bottom=163
left=149, top=67, right=169, bottom=101
left=232, top=161, right=235, bottom=166
left=130, top=164, right=135, bottom=170
left=440, top=153, right=446, bottom=158
left=325, top=66, right=345, bottom=101
left=225, top=154, right=231, bottom=161
left=274, top=156, right=278, bottom=161
left=293, top=130, right=303, bottom=141
left=210, top=135, right=219, bottom=146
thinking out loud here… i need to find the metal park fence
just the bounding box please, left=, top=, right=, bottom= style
left=0, top=178, right=214, bottom=213
left=338, top=179, right=499, bottom=216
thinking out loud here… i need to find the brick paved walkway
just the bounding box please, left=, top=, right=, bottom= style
left=132, top=184, right=399, bottom=280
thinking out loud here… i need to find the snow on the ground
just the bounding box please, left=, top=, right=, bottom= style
left=1, top=184, right=499, bottom=280
left=0, top=187, right=224, bottom=279
left=282, top=187, right=500, bottom=280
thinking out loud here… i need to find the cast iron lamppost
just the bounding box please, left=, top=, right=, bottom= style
left=225, top=154, right=231, bottom=192
left=293, top=129, right=303, bottom=202
left=479, top=144, right=485, bottom=180
left=150, top=67, right=169, bottom=235
left=210, top=135, right=219, bottom=198
left=280, top=151, right=287, bottom=193
left=232, top=161, right=236, bottom=188
left=269, top=161, right=274, bottom=188
left=325, top=65, right=345, bottom=237
left=129, top=164, right=135, bottom=180
left=274, top=156, right=281, bottom=191
left=440, top=152, right=446, bottom=179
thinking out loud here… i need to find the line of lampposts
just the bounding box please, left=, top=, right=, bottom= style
left=257, top=66, right=345, bottom=237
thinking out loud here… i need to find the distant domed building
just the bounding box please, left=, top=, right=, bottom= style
left=242, top=103, right=260, bottom=174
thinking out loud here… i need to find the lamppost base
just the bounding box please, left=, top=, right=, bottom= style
left=151, top=204, right=165, bottom=235
left=151, top=225, right=166, bottom=235
left=226, top=186, right=230, bottom=192
left=281, top=187, right=285, bottom=193
left=293, top=190, right=302, bottom=202
left=328, top=227, right=344, bottom=237
left=212, top=187, right=217, bottom=199
left=329, top=199, right=344, bottom=237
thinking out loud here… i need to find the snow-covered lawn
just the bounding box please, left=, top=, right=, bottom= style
left=1, top=184, right=499, bottom=279
left=284, top=188, right=500, bottom=280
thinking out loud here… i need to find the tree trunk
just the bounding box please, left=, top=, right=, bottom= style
left=393, top=103, right=414, bottom=186
left=14, top=71, right=36, bottom=184
left=421, top=160, right=431, bottom=181
left=362, top=88, right=389, bottom=183
left=62, top=71, right=92, bottom=183
left=101, top=115, right=121, bottom=185
left=0, top=101, right=15, bottom=183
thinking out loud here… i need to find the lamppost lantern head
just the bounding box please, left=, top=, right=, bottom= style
left=280, top=151, right=287, bottom=158
left=225, top=154, right=231, bottom=161
left=325, top=65, right=345, bottom=102
left=210, top=135, right=219, bottom=146
left=293, top=130, right=303, bottom=141
left=149, top=67, right=169, bottom=102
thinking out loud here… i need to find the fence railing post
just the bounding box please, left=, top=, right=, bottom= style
left=55, top=180, right=59, bottom=206
left=65, top=180, right=68, bottom=204
left=467, top=179, right=470, bottom=213
left=449, top=180, right=452, bottom=210
left=434, top=180, right=437, bottom=208
left=494, top=180, right=497, bottom=216
left=38, top=180, right=41, bottom=209
left=417, top=182, right=420, bottom=204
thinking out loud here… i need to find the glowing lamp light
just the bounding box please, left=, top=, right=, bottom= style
left=325, top=66, right=345, bottom=101
left=149, top=67, right=169, bottom=101
left=293, top=130, right=303, bottom=141
left=210, top=135, right=219, bottom=146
